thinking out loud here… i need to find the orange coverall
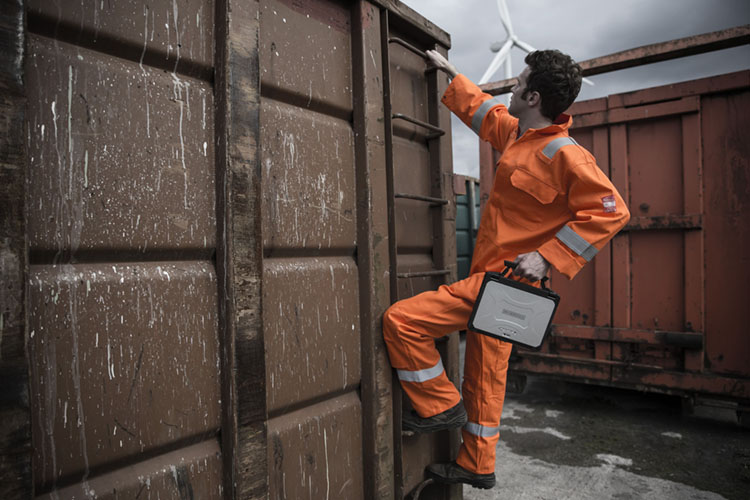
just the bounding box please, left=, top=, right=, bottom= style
left=383, top=74, right=630, bottom=474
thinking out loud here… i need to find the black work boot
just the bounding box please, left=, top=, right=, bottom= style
left=401, top=400, right=467, bottom=434
left=426, top=461, right=496, bottom=489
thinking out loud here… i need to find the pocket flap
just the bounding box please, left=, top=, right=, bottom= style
left=510, top=169, right=558, bottom=204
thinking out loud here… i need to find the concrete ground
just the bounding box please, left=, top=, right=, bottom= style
left=457, top=343, right=750, bottom=500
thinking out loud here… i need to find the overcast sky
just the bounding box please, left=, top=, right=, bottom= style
left=401, top=0, right=750, bottom=177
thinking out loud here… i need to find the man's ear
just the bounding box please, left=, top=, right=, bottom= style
left=527, top=90, right=542, bottom=108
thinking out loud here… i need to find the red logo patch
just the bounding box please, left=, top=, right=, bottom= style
left=602, top=195, right=616, bottom=213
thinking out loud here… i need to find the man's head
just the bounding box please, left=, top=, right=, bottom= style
left=509, top=50, right=583, bottom=121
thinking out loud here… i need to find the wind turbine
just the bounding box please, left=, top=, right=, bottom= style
left=478, top=0, right=594, bottom=90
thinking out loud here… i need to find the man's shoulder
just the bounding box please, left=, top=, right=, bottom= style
left=539, top=134, right=593, bottom=164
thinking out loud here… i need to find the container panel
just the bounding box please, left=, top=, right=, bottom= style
left=263, top=257, right=361, bottom=413
left=550, top=263, right=596, bottom=327
left=393, top=136, right=433, bottom=252
left=35, top=439, right=223, bottom=500
left=396, top=254, right=441, bottom=299
left=393, top=136, right=431, bottom=196
left=630, top=231, right=685, bottom=331
left=702, top=90, right=750, bottom=376
left=388, top=41, right=429, bottom=125
left=26, top=0, right=214, bottom=68
left=28, top=262, right=220, bottom=488
left=267, top=392, right=363, bottom=500
left=260, top=100, right=355, bottom=251
left=26, top=36, right=215, bottom=254
left=259, top=0, right=352, bottom=114
left=627, top=117, right=685, bottom=216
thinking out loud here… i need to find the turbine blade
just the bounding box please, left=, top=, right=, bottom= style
left=497, top=0, right=514, bottom=36
left=479, top=39, right=513, bottom=84
left=514, top=38, right=536, bottom=54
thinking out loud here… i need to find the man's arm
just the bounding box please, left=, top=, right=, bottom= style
left=537, top=161, right=630, bottom=280
left=425, top=50, right=458, bottom=79
left=425, top=50, right=516, bottom=153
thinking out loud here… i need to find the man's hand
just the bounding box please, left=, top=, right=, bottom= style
left=425, top=49, right=459, bottom=79
left=512, top=251, right=550, bottom=282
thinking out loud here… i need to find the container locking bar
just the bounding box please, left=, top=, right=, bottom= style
left=397, top=269, right=451, bottom=279
left=391, top=113, right=445, bottom=138
left=394, top=192, right=449, bottom=205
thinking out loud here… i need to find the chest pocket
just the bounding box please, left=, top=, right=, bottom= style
left=503, top=168, right=559, bottom=229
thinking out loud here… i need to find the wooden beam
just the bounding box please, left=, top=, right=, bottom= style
left=480, top=25, right=750, bottom=95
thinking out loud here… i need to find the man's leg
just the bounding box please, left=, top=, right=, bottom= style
left=383, top=273, right=485, bottom=419
left=456, top=330, right=513, bottom=473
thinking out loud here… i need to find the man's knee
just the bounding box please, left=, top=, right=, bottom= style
left=382, top=301, right=408, bottom=343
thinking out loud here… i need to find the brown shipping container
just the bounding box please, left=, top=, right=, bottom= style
left=1, top=0, right=461, bottom=499
left=479, top=71, right=750, bottom=413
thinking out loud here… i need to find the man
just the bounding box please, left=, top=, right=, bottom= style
left=382, top=49, right=630, bottom=489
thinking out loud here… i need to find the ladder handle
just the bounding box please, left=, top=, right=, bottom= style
left=395, top=193, right=449, bottom=205
left=388, top=36, right=427, bottom=59
left=392, top=113, right=445, bottom=136
left=397, top=270, right=451, bottom=279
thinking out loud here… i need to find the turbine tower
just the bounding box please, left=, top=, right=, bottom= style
left=478, top=0, right=594, bottom=90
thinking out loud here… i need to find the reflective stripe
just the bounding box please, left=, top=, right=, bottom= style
left=556, top=225, right=598, bottom=261
left=464, top=422, right=500, bottom=438
left=397, top=358, right=444, bottom=383
left=471, top=97, right=505, bottom=135
left=542, top=136, right=578, bottom=159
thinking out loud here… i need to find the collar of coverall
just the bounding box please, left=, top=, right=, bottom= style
left=517, top=113, right=572, bottom=139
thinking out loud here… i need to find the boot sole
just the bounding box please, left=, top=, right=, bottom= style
left=425, top=469, right=495, bottom=489
left=402, top=413, right=467, bottom=434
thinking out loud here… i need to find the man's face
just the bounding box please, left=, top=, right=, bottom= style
left=508, top=66, right=531, bottom=118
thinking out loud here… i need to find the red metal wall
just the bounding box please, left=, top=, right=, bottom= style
left=481, top=71, right=750, bottom=404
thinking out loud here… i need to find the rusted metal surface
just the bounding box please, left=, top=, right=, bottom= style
left=214, top=0, right=266, bottom=497
left=25, top=0, right=221, bottom=496
left=26, top=0, right=214, bottom=78
left=383, top=12, right=460, bottom=498
left=28, top=262, right=221, bottom=489
left=18, top=0, right=456, bottom=497
left=0, top=0, right=31, bottom=496
left=263, top=257, right=361, bottom=413
left=259, top=0, right=364, bottom=498
left=267, top=393, right=364, bottom=499
left=484, top=71, right=750, bottom=405
left=701, top=81, right=750, bottom=377
left=479, top=24, right=750, bottom=95
left=25, top=36, right=216, bottom=257
left=35, top=439, right=223, bottom=499
left=351, top=2, right=394, bottom=497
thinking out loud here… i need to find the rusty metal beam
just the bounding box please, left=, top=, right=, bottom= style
left=622, top=214, right=702, bottom=232
left=550, top=325, right=704, bottom=349
left=0, top=0, right=30, bottom=496
left=480, top=24, right=750, bottom=95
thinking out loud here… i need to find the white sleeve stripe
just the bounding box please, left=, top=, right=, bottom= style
left=542, top=136, right=578, bottom=158
left=556, top=225, right=598, bottom=262
left=471, top=97, right=505, bottom=135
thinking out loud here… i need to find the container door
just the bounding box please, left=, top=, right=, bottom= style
left=25, top=1, right=223, bottom=496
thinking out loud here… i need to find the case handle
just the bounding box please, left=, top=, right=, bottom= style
left=502, top=260, right=550, bottom=290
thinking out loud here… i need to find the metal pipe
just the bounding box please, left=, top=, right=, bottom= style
left=394, top=193, right=448, bottom=205
left=397, top=269, right=450, bottom=279
left=388, top=36, right=426, bottom=59
left=391, top=113, right=445, bottom=136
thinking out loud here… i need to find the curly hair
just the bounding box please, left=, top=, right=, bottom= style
left=523, top=50, right=583, bottom=120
